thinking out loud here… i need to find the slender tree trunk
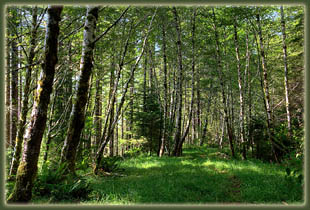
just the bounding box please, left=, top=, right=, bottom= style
left=159, top=17, right=168, bottom=157
left=172, top=7, right=184, bottom=157
left=245, top=33, right=253, bottom=154
left=10, top=33, right=19, bottom=150
left=219, top=113, right=225, bottom=149
left=6, top=38, right=11, bottom=149
left=201, top=89, right=212, bottom=145
left=42, top=91, right=57, bottom=164
left=92, top=73, right=102, bottom=159
left=212, top=8, right=235, bottom=158
left=94, top=9, right=157, bottom=173
left=176, top=8, right=196, bottom=155
left=280, top=6, right=292, bottom=137
left=233, top=17, right=246, bottom=160
left=115, top=120, right=119, bottom=156
left=8, top=6, right=62, bottom=202
left=256, top=12, right=278, bottom=162
left=109, top=67, right=115, bottom=157
left=94, top=9, right=157, bottom=174
left=9, top=7, right=38, bottom=178
left=61, top=6, right=99, bottom=174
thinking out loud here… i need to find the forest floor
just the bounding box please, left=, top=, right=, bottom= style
left=27, top=147, right=303, bottom=205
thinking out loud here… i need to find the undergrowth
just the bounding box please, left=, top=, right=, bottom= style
left=6, top=147, right=304, bottom=205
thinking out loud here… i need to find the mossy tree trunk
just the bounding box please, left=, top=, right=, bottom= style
left=61, top=6, right=99, bottom=174
left=7, top=5, right=62, bottom=203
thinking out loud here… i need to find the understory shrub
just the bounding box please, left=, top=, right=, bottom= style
left=33, top=163, right=91, bottom=202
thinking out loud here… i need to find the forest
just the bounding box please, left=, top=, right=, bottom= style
left=5, top=5, right=304, bottom=204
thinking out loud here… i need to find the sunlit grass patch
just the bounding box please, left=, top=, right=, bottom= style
left=30, top=147, right=303, bottom=204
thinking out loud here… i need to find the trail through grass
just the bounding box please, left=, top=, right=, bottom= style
left=30, top=147, right=303, bottom=205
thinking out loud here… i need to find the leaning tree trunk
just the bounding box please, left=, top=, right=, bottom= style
left=7, top=6, right=62, bottom=203
left=280, top=6, right=292, bottom=137
left=233, top=17, right=246, bottom=160
left=94, top=9, right=157, bottom=174
left=61, top=6, right=99, bottom=174
left=9, top=6, right=38, bottom=179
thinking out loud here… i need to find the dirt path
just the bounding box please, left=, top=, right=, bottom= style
left=227, top=175, right=242, bottom=202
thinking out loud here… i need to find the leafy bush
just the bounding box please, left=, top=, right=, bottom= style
left=99, top=156, right=124, bottom=173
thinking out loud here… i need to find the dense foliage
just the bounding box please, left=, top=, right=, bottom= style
left=5, top=5, right=304, bottom=204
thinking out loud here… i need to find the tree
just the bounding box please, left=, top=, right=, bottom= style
left=61, top=6, right=99, bottom=174
left=233, top=15, right=246, bottom=159
left=8, top=5, right=63, bottom=202
left=9, top=6, right=38, bottom=179
left=280, top=6, right=291, bottom=137
left=172, top=7, right=184, bottom=157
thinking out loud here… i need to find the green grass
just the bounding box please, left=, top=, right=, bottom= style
left=28, top=147, right=303, bottom=205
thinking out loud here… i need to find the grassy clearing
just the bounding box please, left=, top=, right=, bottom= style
left=26, top=147, right=304, bottom=205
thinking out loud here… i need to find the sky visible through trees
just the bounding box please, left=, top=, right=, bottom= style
left=5, top=5, right=304, bottom=204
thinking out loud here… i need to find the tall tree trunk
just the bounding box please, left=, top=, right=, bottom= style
left=233, top=17, right=246, bottom=160
left=92, top=71, right=102, bottom=159
left=158, top=14, right=168, bottom=157
left=200, top=87, right=213, bottom=146
left=172, top=7, right=184, bottom=157
left=10, top=32, right=19, bottom=150
left=280, top=6, right=292, bottom=137
left=212, top=8, right=235, bottom=158
left=9, top=6, right=38, bottom=178
left=176, top=8, right=196, bottom=155
left=245, top=33, right=253, bottom=154
left=109, top=66, right=115, bottom=157
left=6, top=37, right=11, bottom=149
left=256, top=12, right=278, bottom=162
left=7, top=6, right=62, bottom=203
left=61, top=7, right=99, bottom=174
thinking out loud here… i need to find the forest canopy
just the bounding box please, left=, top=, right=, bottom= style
left=5, top=5, right=304, bottom=204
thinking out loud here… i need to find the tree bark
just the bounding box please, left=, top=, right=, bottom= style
left=212, top=8, right=235, bottom=158
left=9, top=6, right=38, bottom=178
left=176, top=8, right=196, bottom=155
left=172, top=7, right=184, bottom=157
left=256, top=12, right=278, bottom=162
left=6, top=37, right=11, bottom=149
left=159, top=11, right=168, bottom=157
left=10, top=30, right=19, bottom=150
left=61, top=6, right=99, bottom=174
left=92, top=70, right=102, bottom=159
left=233, top=17, right=246, bottom=159
left=7, top=6, right=62, bottom=203
left=280, top=6, right=292, bottom=137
